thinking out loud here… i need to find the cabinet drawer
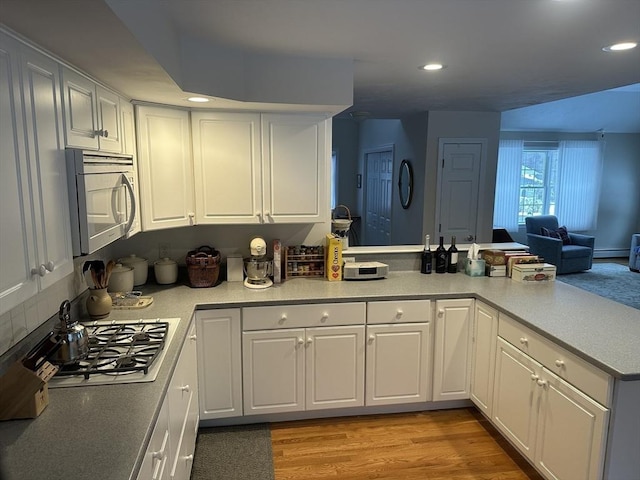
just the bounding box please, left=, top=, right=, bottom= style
left=242, top=302, right=365, bottom=330
left=498, top=314, right=612, bottom=406
left=367, top=300, right=431, bottom=324
left=137, top=397, right=169, bottom=480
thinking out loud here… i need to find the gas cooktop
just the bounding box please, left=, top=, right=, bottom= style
left=48, top=318, right=179, bottom=388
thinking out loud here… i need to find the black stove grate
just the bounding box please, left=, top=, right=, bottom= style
left=55, top=321, right=169, bottom=379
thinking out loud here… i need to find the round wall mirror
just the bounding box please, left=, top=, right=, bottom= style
left=398, top=159, right=413, bottom=209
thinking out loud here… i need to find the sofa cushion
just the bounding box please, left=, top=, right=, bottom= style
left=541, top=226, right=572, bottom=245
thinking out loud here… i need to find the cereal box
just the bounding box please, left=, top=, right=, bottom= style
left=325, top=234, right=342, bottom=281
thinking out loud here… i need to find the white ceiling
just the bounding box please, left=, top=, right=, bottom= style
left=2, top=0, right=639, bottom=132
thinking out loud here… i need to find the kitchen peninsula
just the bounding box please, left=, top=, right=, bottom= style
left=1, top=272, right=639, bottom=480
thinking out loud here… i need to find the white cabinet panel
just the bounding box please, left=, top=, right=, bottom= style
left=365, top=323, right=431, bottom=406
left=470, top=302, right=498, bottom=417
left=136, top=105, right=194, bottom=231
left=0, top=32, right=38, bottom=314
left=192, top=112, right=261, bottom=223
left=306, top=326, right=365, bottom=410
left=242, top=329, right=305, bottom=415
left=137, top=396, right=170, bottom=480
left=196, top=309, right=243, bottom=420
left=261, top=113, right=329, bottom=223
left=61, top=67, right=122, bottom=153
left=243, top=302, right=365, bottom=330
left=432, top=298, right=473, bottom=401
left=120, top=99, right=137, bottom=156
left=367, top=300, right=431, bottom=324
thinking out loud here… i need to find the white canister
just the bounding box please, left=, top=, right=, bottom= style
left=107, top=263, right=135, bottom=293
left=154, top=258, right=178, bottom=285
left=118, top=254, right=148, bottom=286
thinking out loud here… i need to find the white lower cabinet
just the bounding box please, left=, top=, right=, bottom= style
left=138, top=321, right=198, bottom=480
left=365, top=300, right=432, bottom=406
left=493, top=337, right=609, bottom=480
left=196, top=309, right=243, bottom=419
left=469, top=301, right=498, bottom=417
left=432, top=298, right=474, bottom=401
left=168, top=321, right=199, bottom=480
left=137, top=397, right=170, bottom=480
left=243, top=325, right=365, bottom=415
left=241, top=302, right=366, bottom=415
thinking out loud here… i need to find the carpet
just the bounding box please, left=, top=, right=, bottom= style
left=191, top=424, right=275, bottom=480
left=557, top=263, right=640, bottom=310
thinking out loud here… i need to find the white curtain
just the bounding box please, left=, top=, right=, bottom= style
left=556, top=140, right=603, bottom=230
left=493, top=139, right=524, bottom=231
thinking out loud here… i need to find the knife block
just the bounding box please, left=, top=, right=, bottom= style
left=0, top=359, right=58, bottom=421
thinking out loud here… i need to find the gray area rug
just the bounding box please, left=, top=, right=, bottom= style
left=191, top=424, right=275, bottom=480
left=558, top=263, right=640, bottom=310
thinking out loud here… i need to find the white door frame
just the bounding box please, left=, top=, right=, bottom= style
left=435, top=138, right=487, bottom=242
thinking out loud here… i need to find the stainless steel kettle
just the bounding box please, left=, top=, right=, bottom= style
left=52, top=300, right=89, bottom=365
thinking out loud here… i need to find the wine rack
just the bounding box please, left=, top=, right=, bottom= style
left=284, top=245, right=325, bottom=279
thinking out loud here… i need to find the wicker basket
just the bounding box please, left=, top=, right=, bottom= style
left=186, top=246, right=221, bottom=288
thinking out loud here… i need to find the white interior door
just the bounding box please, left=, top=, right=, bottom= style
left=363, top=147, right=393, bottom=245
left=436, top=140, right=484, bottom=242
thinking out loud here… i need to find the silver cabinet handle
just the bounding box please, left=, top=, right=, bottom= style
left=555, top=359, right=565, bottom=368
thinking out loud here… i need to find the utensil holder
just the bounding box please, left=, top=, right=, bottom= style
left=86, top=288, right=112, bottom=319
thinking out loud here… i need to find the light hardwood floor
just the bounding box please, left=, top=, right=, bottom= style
left=271, top=408, right=544, bottom=480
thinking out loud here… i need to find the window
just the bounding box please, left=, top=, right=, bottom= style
left=518, top=143, right=558, bottom=224
left=494, top=139, right=603, bottom=231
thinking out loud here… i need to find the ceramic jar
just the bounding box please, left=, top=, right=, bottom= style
left=107, top=263, right=135, bottom=293
left=118, top=254, right=148, bottom=286
left=86, top=288, right=112, bottom=320
left=154, top=257, right=178, bottom=284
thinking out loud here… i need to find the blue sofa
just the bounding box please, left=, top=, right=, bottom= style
left=631, top=234, right=640, bottom=272
left=525, top=215, right=595, bottom=275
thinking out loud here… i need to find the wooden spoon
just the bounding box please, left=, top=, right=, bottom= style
left=104, top=260, right=115, bottom=288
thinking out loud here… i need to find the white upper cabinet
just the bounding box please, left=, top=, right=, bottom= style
left=0, top=33, right=73, bottom=315
left=120, top=99, right=136, bottom=156
left=61, top=67, right=122, bottom=153
left=136, top=105, right=194, bottom=231
left=191, top=112, right=261, bottom=224
left=191, top=111, right=330, bottom=225
left=261, top=113, right=329, bottom=223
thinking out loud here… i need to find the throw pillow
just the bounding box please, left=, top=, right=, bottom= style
left=541, top=226, right=572, bottom=245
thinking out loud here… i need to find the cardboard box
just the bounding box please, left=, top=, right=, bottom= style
left=485, top=264, right=507, bottom=277
left=464, top=258, right=486, bottom=277
left=506, top=254, right=539, bottom=277
left=325, top=234, right=343, bottom=281
left=482, top=249, right=506, bottom=265
left=512, top=263, right=556, bottom=283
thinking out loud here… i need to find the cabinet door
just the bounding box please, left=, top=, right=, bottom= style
left=137, top=396, right=170, bottom=480
left=366, top=323, right=431, bottom=406
left=0, top=33, right=38, bottom=315
left=136, top=105, right=194, bottom=231
left=196, top=309, right=243, bottom=419
left=493, top=338, right=541, bottom=462
left=432, top=298, right=473, bottom=401
left=20, top=46, right=74, bottom=291
left=120, top=100, right=136, bottom=156
left=261, top=114, right=329, bottom=223
left=470, top=302, right=498, bottom=417
left=535, top=368, right=608, bottom=480
left=168, top=321, right=198, bottom=480
left=306, top=326, right=365, bottom=410
left=192, top=112, right=262, bottom=224
left=96, top=86, right=122, bottom=153
left=61, top=67, right=99, bottom=149
left=242, top=329, right=305, bottom=415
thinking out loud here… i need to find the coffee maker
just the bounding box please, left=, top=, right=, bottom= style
left=243, top=237, right=273, bottom=289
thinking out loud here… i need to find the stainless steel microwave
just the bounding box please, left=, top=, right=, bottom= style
left=66, top=149, right=140, bottom=256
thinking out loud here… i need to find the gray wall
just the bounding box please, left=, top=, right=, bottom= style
left=501, top=131, right=640, bottom=256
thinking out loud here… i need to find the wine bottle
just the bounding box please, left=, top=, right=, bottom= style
left=447, top=236, right=459, bottom=273
left=435, top=236, right=447, bottom=273
left=420, top=235, right=432, bottom=274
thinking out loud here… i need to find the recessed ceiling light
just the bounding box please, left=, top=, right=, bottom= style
left=602, top=42, right=637, bottom=52
left=187, top=96, right=210, bottom=103
left=421, top=63, right=444, bottom=71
